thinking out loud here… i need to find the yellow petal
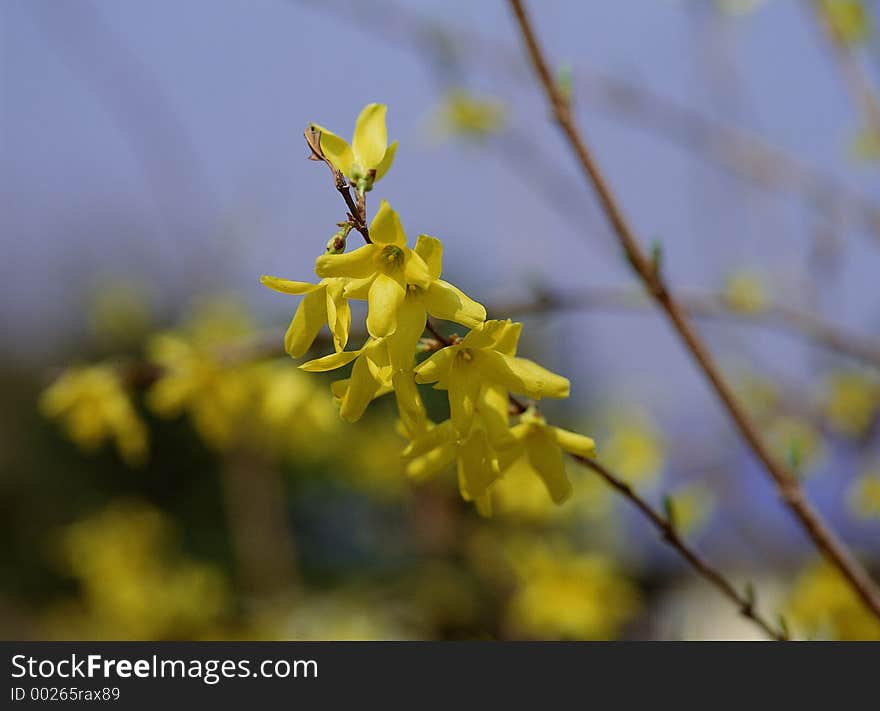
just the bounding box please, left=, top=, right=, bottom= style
left=460, top=319, right=517, bottom=350
left=491, top=321, right=523, bottom=356
left=299, top=348, right=360, bottom=372
left=424, top=280, right=486, bottom=328
left=414, top=234, right=443, bottom=280
left=366, top=272, right=405, bottom=338
left=414, top=347, right=456, bottom=385
left=369, top=200, right=407, bottom=246
left=387, top=296, right=426, bottom=371
left=551, top=426, right=596, bottom=458
left=340, top=352, right=383, bottom=422
left=332, top=377, right=393, bottom=401
left=315, top=244, right=377, bottom=279
left=352, top=103, right=388, bottom=169
left=404, top=250, right=432, bottom=289
left=392, top=371, right=428, bottom=437
left=479, top=385, right=514, bottom=447
left=403, top=419, right=457, bottom=458
left=285, top=289, right=328, bottom=358
left=457, top=430, right=499, bottom=501
left=343, top=276, right=373, bottom=300
left=325, top=279, right=351, bottom=352
left=473, top=492, right=493, bottom=518
left=525, top=429, right=572, bottom=504
left=475, top=350, right=569, bottom=399
left=312, top=123, right=355, bottom=178
left=260, top=275, right=321, bottom=295
left=448, top=357, right=481, bottom=436
left=375, top=139, right=398, bottom=181
left=406, top=442, right=457, bottom=481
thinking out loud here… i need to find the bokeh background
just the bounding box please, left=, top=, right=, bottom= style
left=2, top=0, right=880, bottom=640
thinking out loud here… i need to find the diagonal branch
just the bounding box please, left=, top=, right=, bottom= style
left=507, top=0, right=880, bottom=620
left=574, top=454, right=786, bottom=640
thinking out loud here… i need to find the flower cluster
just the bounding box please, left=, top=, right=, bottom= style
left=263, top=103, right=595, bottom=514
left=40, top=364, right=148, bottom=467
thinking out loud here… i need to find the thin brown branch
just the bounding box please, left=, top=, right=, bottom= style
left=305, top=125, right=371, bottom=243
left=575, top=456, right=786, bottom=640
left=508, top=0, right=880, bottom=620
left=504, top=393, right=787, bottom=640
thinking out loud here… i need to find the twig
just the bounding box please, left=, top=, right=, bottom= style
left=502, top=391, right=788, bottom=640
left=496, top=286, right=880, bottom=371
left=304, top=125, right=371, bottom=243
left=508, top=0, right=880, bottom=620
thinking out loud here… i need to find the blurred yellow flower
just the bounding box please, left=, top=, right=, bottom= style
left=666, top=483, right=715, bottom=537
left=722, top=269, right=768, bottom=314
left=428, top=89, right=506, bottom=141
left=823, top=370, right=878, bottom=437
left=146, top=300, right=256, bottom=449
left=491, top=457, right=612, bottom=523
left=147, top=333, right=251, bottom=449
left=598, top=409, right=665, bottom=488
left=40, top=364, right=147, bottom=467
left=817, top=0, right=871, bottom=45
left=43, top=501, right=231, bottom=640
left=848, top=468, right=880, bottom=520
left=787, top=561, right=880, bottom=640
left=504, top=538, right=639, bottom=640
left=250, top=361, right=340, bottom=458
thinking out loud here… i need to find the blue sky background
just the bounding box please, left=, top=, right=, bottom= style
left=2, top=0, right=879, bottom=559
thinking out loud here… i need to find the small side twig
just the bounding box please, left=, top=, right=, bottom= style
left=304, top=125, right=371, bottom=243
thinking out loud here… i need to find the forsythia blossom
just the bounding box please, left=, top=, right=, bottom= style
left=261, top=102, right=595, bottom=514
left=40, top=364, right=148, bottom=466
left=312, top=103, right=397, bottom=192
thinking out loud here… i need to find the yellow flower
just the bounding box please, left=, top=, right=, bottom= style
left=415, top=319, right=569, bottom=436
left=824, top=370, right=878, bottom=438
left=311, top=103, right=398, bottom=189
left=787, top=561, right=880, bottom=640
left=818, top=0, right=870, bottom=46
left=723, top=269, right=768, bottom=314
left=315, top=201, right=433, bottom=339
left=502, top=408, right=596, bottom=505
left=44, top=501, right=230, bottom=640
left=504, top=538, right=640, bottom=640
left=383, top=233, right=486, bottom=371
left=146, top=333, right=251, bottom=449
left=300, top=338, right=392, bottom=423
left=260, top=275, right=350, bottom=356
left=430, top=89, right=506, bottom=141
left=250, top=361, right=340, bottom=457
left=402, top=416, right=502, bottom=512
left=599, top=409, right=665, bottom=487
left=40, top=364, right=147, bottom=467
left=848, top=468, right=880, bottom=520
